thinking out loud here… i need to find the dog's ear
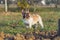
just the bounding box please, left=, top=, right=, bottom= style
left=22, top=9, right=26, bottom=15
left=26, top=10, right=30, bottom=16
left=26, top=10, right=29, bottom=13
left=22, top=9, right=26, bottom=19
left=22, top=9, right=24, bottom=13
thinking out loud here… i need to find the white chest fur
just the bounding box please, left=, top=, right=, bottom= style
left=23, top=17, right=33, bottom=25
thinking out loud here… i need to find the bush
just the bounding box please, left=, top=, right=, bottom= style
left=29, top=7, right=34, bottom=12
left=17, top=0, right=30, bottom=9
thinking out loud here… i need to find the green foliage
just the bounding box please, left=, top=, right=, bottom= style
left=29, top=7, right=34, bottom=12
left=17, top=0, right=30, bottom=9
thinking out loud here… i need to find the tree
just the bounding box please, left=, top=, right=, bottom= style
left=5, top=0, right=8, bottom=12
left=17, top=0, right=30, bottom=10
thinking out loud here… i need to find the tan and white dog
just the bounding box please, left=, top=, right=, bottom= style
left=22, top=9, right=44, bottom=29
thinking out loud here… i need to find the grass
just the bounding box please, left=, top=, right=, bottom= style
left=0, top=8, right=60, bottom=34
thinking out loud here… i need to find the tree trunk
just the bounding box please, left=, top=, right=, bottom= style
left=5, top=0, right=8, bottom=12
left=55, top=0, right=58, bottom=8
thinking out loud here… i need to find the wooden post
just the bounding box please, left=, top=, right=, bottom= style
left=57, top=19, right=60, bottom=36
left=5, top=0, right=8, bottom=12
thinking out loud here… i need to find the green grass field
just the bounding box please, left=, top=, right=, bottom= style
left=0, top=8, right=60, bottom=34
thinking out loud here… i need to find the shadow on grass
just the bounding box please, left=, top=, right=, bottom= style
left=8, top=8, right=21, bottom=12
left=0, top=23, right=8, bottom=26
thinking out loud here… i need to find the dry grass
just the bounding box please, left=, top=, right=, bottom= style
left=0, top=31, right=59, bottom=40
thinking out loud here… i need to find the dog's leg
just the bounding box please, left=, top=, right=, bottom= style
left=34, top=24, right=38, bottom=29
left=39, top=17, right=44, bottom=28
left=26, top=26, right=29, bottom=28
left=29, top=24, right=32, bottom=28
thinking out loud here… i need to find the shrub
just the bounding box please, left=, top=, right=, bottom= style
left=29, top=7, right=34, bottom=12
left=17, top=0, right=30, bottom=10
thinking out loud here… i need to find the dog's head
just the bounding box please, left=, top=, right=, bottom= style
left=22, top=9, right=30, bottom=19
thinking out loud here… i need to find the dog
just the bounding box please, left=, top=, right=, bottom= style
left=22, top=9, right=44, bottom=29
